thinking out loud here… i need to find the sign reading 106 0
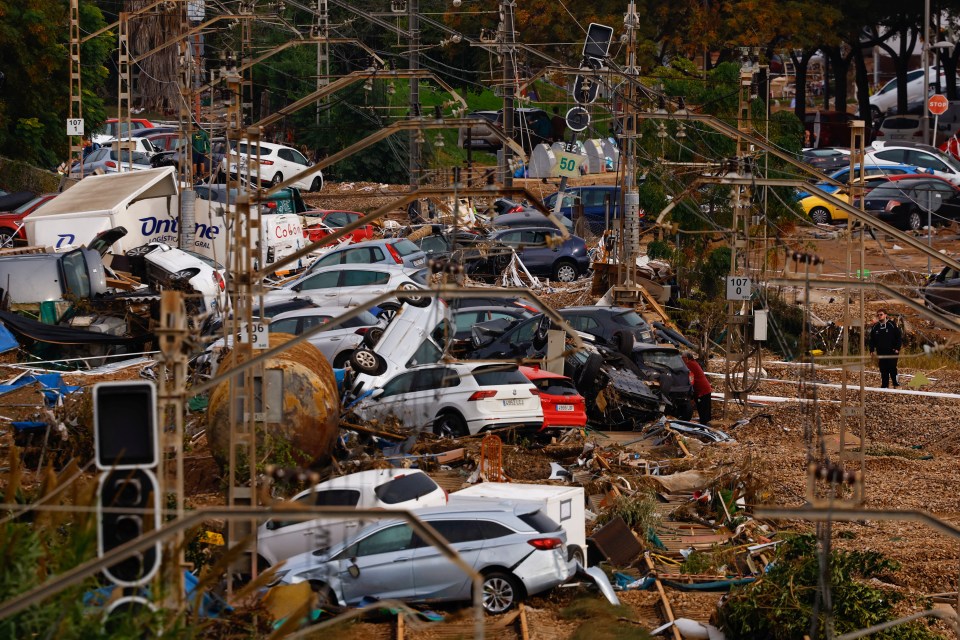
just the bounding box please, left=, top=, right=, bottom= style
left=726, top=276, right=752, bottom=300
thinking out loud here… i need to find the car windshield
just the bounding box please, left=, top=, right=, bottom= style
left=473, top=365, right=529, bottom=386
left=940, top=152, right=960, bottom=173
left=531, top=377, right=578, bottom=396
left=868, top=183, right=919, bottom=199
left=406, top=339, right=442, bottom=367
left=614, top=311, right=647, bottom=327
left=12, top=197, right=43, bottom=214
left=392, top=239, right=421, bottom=256
left=180, top=249, right=223, bottom=270
left=518, top=510, right=561, bottom=533
left=373, top=473, right=439, bottom=504
left=641, top=350, right=685, bottom=371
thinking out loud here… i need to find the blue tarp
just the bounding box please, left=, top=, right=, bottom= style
left=0, top=373, right=80, bottom=406
left=0, top=323, right=18, bottom=354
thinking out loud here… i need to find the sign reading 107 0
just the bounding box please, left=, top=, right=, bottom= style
left=726, top=276, right=752, bottom=300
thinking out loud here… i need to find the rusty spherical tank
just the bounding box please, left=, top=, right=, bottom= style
left=206, top=333, right=340, bottom=471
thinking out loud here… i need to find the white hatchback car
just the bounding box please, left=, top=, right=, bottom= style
left=257, top=468, right=447, bottom=569
left=352, top=361, right=543, bottom=437
left=223, top=140, right=324, bottom=192
left=124, top=242, right=226, bottom=317
left=262, top=264, right=429, bottom=316
left=865, top=141, right=960, bottom=186
left=268, top=307, right=384, bottom=368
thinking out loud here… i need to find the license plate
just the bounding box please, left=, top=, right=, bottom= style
left=556, top=404, right=574, bottom=411
left=502, top=398, right=524, bottom=406
left=413, top=258, right=425, bottom=266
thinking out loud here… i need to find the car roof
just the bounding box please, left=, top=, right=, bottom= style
left=885, top=174, right=955, bottom=185
left=299, top=468, right=431, bottom=496
left=519, top=365, right=573, bottom=382
left=870, top=140, right=940, bottom=152
left=633, top=342, right=680, bottom=353
left=303, top=262, right=409, bottom=273
left=561, top=305, right=634, bottom=314
left=272, top=307, right=375, bottom=321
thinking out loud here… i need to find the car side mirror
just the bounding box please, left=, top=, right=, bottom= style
left=369, top=388, right=384, bottom=399
left=292, top=283, right=302, bottom=292
left=265, top=520, right=276, bottom=531
left=936, top=273, right=947, bottom=282
left=348, top=560, right=360, bottom=579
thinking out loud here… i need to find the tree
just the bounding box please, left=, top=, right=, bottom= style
left=0, top=0, right=111, bottom=168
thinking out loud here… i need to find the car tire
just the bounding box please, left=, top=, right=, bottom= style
left=809, top=206, right=832, bottom=225
left=363, top=327, right=384, bottom=348
left=125, top=244, right=156, bottom=258
left=481, top=571, right=521, bottom=614
left=272, top=172, right=283, bottom=187
left=577, top=353, right=603, bottom=398
left=376, top=303, right=401, bottom=322
left=433, top=410, right=468, bottom=438
left=0, top=229, right=15, bottom=248
left=308, top=581, right=337, bottom=609
left=568, top=545, right=585, bottom=566
left=552, top=259, right=579, bottom=283
left=908, top=211, right=923, bottom=231
left=398, top=283, right=431, bottom=307
left=350, top=348, right=386, bottom=375
left=532, top=315, right=551, bottom=350
left=614, top=331, right=635, bottom=357
left=310, top=176, right=323, bottom=192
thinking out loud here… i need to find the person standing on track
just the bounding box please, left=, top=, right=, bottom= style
left=868, top=309, right=902, bottom=388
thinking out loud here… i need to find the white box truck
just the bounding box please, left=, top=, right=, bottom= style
left=450, top=482, right=586, bottom=564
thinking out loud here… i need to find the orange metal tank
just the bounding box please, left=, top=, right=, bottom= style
left=206, top=333, right=340, bottom=470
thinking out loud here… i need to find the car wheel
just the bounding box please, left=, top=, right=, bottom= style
left=0, top=229, right=15, bottom=248
left=614, top=331, right=635, bottom=357
left=481, top=571, right=521, bottom=614
left=363, top=327, right=384, bottom=348
left=398, top=282, right=430, bottom=307
left=908, top=211, right=923, bottom=231
left=376, top=303, right=400, bottom=322
left=532, top=315, right=551, bottom=350
left=308, top=581, right=337, bottom=609
left=350, top=348, right=386, bottom=375
left=272, top=172, right=283, bottom=187
left=310, top=176, right=323, bottom=192
left=577, top=353, right=603, bottom=398
left=433, top=410, right=468, bottom=438
left=125, top=244, right=156, bottom=258
left=809, top=206, right=832, bottom=225
left=568, top=545, right=585, bottom=566
left=552, top=259, right=579, bottom=283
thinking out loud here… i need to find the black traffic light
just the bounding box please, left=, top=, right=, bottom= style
left=97, top=468, right=161, bottom=586
left=93, top=381, right=157, bottom=470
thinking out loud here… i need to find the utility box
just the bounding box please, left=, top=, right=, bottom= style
left=450, top=482, right=586, bottom=557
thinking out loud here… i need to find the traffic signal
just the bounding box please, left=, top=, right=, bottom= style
left=93, top=381, right=157, bottom=470
left=93, top=381, right=160, bottom=587
left=97, top=468, right=161, bottom=587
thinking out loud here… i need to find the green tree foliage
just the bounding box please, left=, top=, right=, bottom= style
left=0, top=0, right=111, bottom=168
left=717, top=534, right=940, bottom=640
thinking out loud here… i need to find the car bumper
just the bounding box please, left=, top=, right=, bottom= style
left=468, top=418, right=543, bottom=435
left=514, top=547, right=575, bottom=597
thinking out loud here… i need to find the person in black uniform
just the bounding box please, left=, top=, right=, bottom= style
left=868, top=309, right=902, bottom=388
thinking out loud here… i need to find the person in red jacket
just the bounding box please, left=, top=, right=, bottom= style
left=682, top=352, right=713, bottom=425
left=940, top=131, right=960, bottom=162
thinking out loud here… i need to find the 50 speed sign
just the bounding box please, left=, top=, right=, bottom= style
left=726, top=276, right=752, bottom=300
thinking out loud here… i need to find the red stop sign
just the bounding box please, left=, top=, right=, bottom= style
left=929, top=94, right=949, bottom=116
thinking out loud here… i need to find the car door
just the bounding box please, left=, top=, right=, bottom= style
left=411, top=519, right=489, bottom=599
left=926, top=180, right=960, bottom=223
left=260, top=488, right=361, bottom=564
left=292, top=270, right=341, bottom=303
left=277, top=148, right=297, bottom=179
left=363, top=371, right=416, bottom=425
left=336, top=523, right=419, bottom=604
left=401, top=367, right=448, bottom=431
left=298, top=314, right=345, bottom=361
left=338, top=269, right=392, bottom=306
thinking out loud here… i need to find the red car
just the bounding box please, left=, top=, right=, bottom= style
left=0, top=193, right=58, bottom=246
left=520, top=366, right=587, bottom=431
left=302, top=209, right=375, bottom=244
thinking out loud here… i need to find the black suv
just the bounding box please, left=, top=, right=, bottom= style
left=560, top=306, right=654, bottom=348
